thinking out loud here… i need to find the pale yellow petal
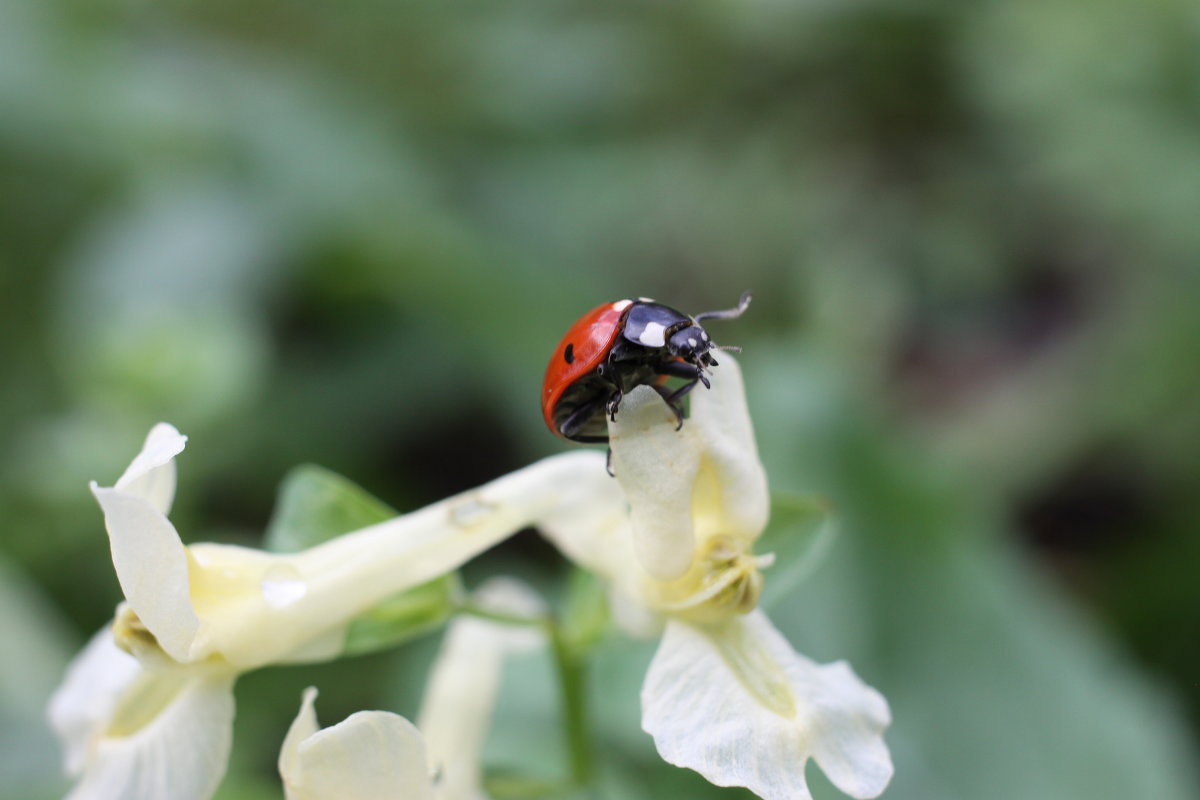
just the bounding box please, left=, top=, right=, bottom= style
left=61, top=666, right=236, bottom=800
left=279, top=687, right=320, bottom=800
left=687, top=356, right=769, bottom=543
left=48, top=627, right=142, bottom=776
left=642, top=611, right=893, bottom=800
left=113, top=423, right=186, bottom=515
left=534, top=457, right=631, bottom=582
left=606, top=586, right=664, bottom=638
left=90, top=484, right=199, bottom=663
left=93, top=448, right=613, bottom=669
left=262, top=452, right=607, bottom=664
left=608, top=386, right=701, bottom=580
left=291, top=707, right=434, bottom=800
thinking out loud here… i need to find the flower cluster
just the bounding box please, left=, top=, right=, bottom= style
left=542, top=360, right=892, bottom=800
left=49, top=357, right=892, bottom=800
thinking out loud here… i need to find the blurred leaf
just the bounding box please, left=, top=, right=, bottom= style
left=264, top=463, right=395, bottom=553
left=482, top=646, right=569, bottom=788
left=560, top=567, right=611, bottom=655
left=765, top=367, right=1200, bottom=800
left=848, top=532, right=1200, bottom=800
left=757, top=492, right=837, bottom=610
left=592, top=760, right=659, bottom=800
left=0, top=555, right=74, bottom=799
left=484, top=771, right=575, bottom=800
left=584, top=636, right=658, bottom=755
left=210, top=774, right=282, bottom=800
left=265, top=464, right=457, bottom=656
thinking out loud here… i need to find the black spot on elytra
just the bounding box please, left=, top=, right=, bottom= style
left=564, top=343, right=575, bottom=364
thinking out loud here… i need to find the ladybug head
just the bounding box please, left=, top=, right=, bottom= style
left=667, top=291, right=751, bottom=367
left=667, top=324, right=717, bottom=366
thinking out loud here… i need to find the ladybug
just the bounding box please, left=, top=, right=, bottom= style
left=542, top=292, right=752, bottom=443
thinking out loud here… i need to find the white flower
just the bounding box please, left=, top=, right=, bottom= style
left=642, top=612, right=893, bottom=800
left=47, top=628, right=236, bottom=800
left=89, top=423, right=606, bottom=670
left=279, top=579, right=544, bottom=800
left=541, top=357, right=894, bottom=800
left=51, top=425, right=608, bottom=800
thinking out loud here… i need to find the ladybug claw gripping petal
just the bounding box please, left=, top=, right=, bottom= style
left=542, top=293, right=751, bottom=444
left=607, top=391, right=623, bottom=422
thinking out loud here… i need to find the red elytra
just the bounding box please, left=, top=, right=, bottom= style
left=541, top=299, right=629, bottom=437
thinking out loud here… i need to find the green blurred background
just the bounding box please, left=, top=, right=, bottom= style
left=2, top=0, right=1199, bottom=798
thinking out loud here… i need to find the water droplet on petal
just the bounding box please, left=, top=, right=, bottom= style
left=261, top=564, right=307, bottom=608
left=449, top=495, right=495, bottom=528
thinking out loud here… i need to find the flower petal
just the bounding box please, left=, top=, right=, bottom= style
left=279, top=687, right=320, bottom=800
left=641, top=610, right=892, bottom=800
left=608, top=386, right=702, bottom=580
left=48, top=627, right=143, bottom=776
left=606, top=356, right=769, bottom=581
left=535, top=457, right=631, bottom=582
left=90, top=483, right=199, bottom=663
left=282, top=690, right=434, bottom=800
left=113, top=423, right=186, bottom=515
left=58, top=663, right=236, bottom=800
left=686, top=356, right=769, bottom=543
left=271, top=452, right=609, bottom=661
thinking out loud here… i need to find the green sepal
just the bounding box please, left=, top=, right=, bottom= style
left=341, top=573, right=461, bottom=656
left=757, top=492, right=837, bottom=609
left=264, top=464, right=395, bottom=553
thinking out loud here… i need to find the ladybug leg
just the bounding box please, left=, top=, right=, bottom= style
left=651, top=384, right=687, bottom=430
left=606, top=388, right=624, bottom=422
left=559, top=395, right=609, bottom=441
left=657, top=359, right=710, bottom=389
left=654, top=360, right=710, bottom=431
left=660, top=357, right=706, bottom=379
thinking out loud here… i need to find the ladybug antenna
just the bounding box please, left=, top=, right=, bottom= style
left=694, top=290, right=752, bottom=323
left=714, top=344, right=742, bottom=353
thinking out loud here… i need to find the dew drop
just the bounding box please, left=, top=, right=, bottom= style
left=450, top=496, right=494, bottom=528
left=261, top=564, right=307, bottom=608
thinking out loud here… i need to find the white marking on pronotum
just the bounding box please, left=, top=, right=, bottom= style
left=612, top=299, right=633, bottom=311
left=687, top=337, right=698, bottom=348
left=640, top=321, right=667, bottom=347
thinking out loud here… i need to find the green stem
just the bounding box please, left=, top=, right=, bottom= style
left=550, top=621, right=594, bottom=788
left=456, top=603, right=546, bottom=628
